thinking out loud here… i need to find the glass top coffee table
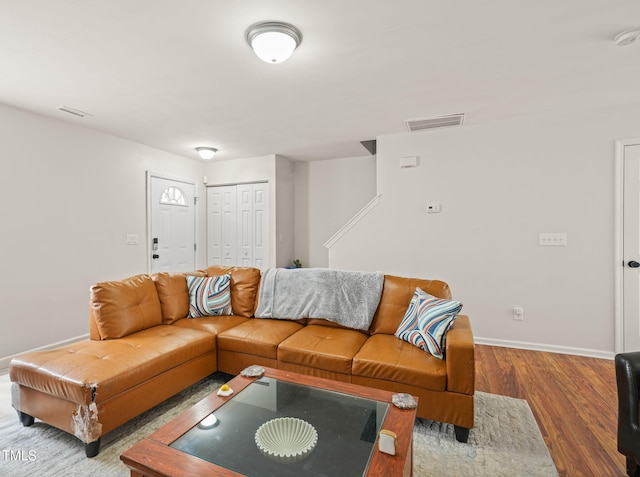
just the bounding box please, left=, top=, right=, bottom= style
left=121, top=367, right=416, bottom=477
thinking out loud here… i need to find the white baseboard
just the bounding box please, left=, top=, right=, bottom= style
left=0, top=334, right=90, bottom=374
left=475, top=337, right=615, bottom=360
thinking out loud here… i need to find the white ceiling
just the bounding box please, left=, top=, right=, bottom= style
left=1, top=0, right=639, bottom=162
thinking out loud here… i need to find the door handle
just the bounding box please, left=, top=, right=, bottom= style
left=629, top=261, right=640, bottom=268
left=152, top=254, right=160, bottom=259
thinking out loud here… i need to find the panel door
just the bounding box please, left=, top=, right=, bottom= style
left=237, top=184, right=253, bottom=267
left=252, top=182, right=268, bottom=270
left=624, top=144, right=640, bottom=351
left=149, top=175, right=196, bottom=274
left=206, top=182, right=269, bottom=270
left=220, top=186, right=237, bottom=266
left=207, top=187, right=223, bottom=266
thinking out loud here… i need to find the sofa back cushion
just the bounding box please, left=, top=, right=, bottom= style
left=369, top=275, right=452, bottom=335
left=90, top=274, right=163, bottom=340
left=152, top=270, right=207, bottom=324
left=207, top=266, right=261, bottom=318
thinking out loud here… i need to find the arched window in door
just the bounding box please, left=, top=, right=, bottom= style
left=159, top=186, right=188, bottom=206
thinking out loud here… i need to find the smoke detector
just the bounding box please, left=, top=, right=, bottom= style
left=615, top=29, right=640, bottom=46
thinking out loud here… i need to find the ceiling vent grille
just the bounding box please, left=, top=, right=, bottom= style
left=404, top=113, right=465, bottom=132
left=58, top=105, right=93, bottom=118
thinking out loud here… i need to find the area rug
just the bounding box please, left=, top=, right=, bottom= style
left=0, top=374, right=558, bottom=476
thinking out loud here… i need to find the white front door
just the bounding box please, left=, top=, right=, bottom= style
left=148, top=174, right=196, bottom=274
left=622, top=143, right=640, bottom=352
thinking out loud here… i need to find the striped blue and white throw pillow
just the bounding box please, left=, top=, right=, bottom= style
left=187, top=274, right=233, bottom=318
left=394, top=287, right=462, bottom=359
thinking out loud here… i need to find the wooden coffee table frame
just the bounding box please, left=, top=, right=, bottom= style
left=121, top=367, right=415, bottom=477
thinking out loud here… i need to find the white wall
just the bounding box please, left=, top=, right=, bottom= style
left=275, top=156, right=295, bottom=268
left=6, top=96, right=637, bottom=362
left=328, top=103, right=640, bottom=358
left=203, top=154, right=275, bottom=185
left=294, top=155, right=377, bottom=268
left=0, top=103, right=206, bottom=362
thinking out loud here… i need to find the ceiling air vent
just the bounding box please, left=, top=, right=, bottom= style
left=58, top=105, right=93, bottom=118
left=404, top=113, right=465, bottom=132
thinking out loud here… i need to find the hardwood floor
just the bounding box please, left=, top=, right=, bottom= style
left=475, top=344, right=624, bottom=477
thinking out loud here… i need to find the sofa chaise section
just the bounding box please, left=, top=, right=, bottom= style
left=10, top=274, right=217, bottom=457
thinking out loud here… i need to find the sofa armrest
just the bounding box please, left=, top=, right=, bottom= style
left=615, top=351, right=640, bottom=457
left=445, top=315, right=475, bottom=395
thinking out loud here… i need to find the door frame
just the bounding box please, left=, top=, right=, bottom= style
left=614, top=138, right=640, bottom=353
left=146, top=171, right=198, bottom=274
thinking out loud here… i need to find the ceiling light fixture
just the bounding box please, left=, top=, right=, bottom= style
left=195, top=147, right=218, bottom=160
left=615, top=28, right=640, bottom=46
left=246, top=21, right=302, bottom=64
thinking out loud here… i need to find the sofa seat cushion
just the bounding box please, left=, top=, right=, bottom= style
left=278, top=325, right=368, bottom=375
left=217, top=318, right=303, bottom=359
left=352, top=334, right=447, bottom=391
left=172, top=315, right=249, bottom=335
left=9, top=326, right=215, bottom=405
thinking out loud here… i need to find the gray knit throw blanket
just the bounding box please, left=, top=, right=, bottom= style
left=255, top=268, right=384, bottom=331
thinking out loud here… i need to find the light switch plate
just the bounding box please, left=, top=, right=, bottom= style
left=399, top=156, right=418, bottom=168
left=426, top=202, right=441, bottom=213
left=539, top=233, right=567, bottom=246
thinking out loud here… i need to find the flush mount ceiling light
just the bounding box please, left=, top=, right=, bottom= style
left=246, top=21, right=302, bottom=64
left=615, top=28, right=640, bottom=46
left=195, top=147, right=218, bottom=160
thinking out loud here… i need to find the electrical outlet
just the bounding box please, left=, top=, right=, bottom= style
left=513, top=307, right=524, bottom=321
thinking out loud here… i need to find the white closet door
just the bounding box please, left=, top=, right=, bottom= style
left=252, top=183, right=268, bottom=270
left=221, top=186, right=237, bottom=266
left=207, top=182, right=269, bottom=269
left=237, top=184, right=253, bottom=267
left=207, top=187, right=223, bottom=266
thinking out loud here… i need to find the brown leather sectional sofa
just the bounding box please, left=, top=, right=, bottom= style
left=9, top=266, right=475, bottom=457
